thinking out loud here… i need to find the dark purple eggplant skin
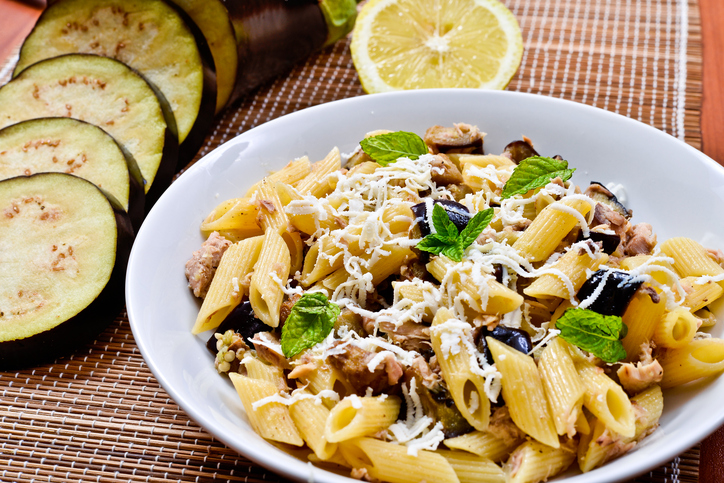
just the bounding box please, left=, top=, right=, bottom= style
left=0, top=176, right=134, bottom=370
left=222, top=0, right=328, bottom=104
left=576, top=269, right=643, bottom=316
left=577, top=230, right=621, bottom=255
left=165, top=1, right=218, bottom=169
left=411, top=199, right=471, bottom=237
left=476, top=326, right=533, bottom=364
left=503, top=140, right=539, bottom=164
left=205, top=301, right=272, bottom=355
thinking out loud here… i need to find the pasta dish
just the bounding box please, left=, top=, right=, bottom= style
left=183, top=123, right=724, bottom=483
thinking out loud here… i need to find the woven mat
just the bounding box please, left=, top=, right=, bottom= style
left=0, top=0, right=703, bottom=482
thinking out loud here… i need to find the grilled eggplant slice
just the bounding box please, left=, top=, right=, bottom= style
left=169, top=0, right=237, bottom=113
left=0, top=54, right=178, bottom=205
left=0, top=173, right=133, bottom=369
left=14, top=0, right=215, bottom=161
left=0, top=117, right=144, bottom=230
left=576, top=269, right=643, bottom=316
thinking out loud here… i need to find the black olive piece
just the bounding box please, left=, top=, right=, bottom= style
left=205, top=301, right=272, bottom=355
left=411, top=199, right=471, bottom=237
left=476, top=326, right=533, bottom=364
left=576, top=230, right=622, bottom=254
left=502, top=140, right=539, bottom=164
left=493, top=265, right=504, bottom=284
left=576, top=269, right=644, bottom=317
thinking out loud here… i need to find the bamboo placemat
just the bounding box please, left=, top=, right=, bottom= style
left=0, top=0, right=704, bottom=482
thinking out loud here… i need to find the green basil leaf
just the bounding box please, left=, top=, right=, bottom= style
left=501, top=156, right=576, bottom=199
left=281, top=293, right=340, bottom=358
left=555, top=308, right=628, bottom=363
left=459, top=208, right=494, bottom=248
left=360, top=131, right=429, bottom=166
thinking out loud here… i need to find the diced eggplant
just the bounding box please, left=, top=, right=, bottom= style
left=576, top=230, right=622, bottom=255
left=0, top=117, right=144, bottom=231
left=222, top=0, right=357, bottom=104
left=0, top=53, right=178, bottom=206
left=586, top=182, right=632, bottom=219
left=168, top=0, right=237, bottom=113
left=476, top=326, right=532, bottom=364
left=411, top=199, right=471, bottom=237
left=0, top=173, right=133, bottom=369
left=404, top=365, right=473, bottom=438
left=576, top=269, right=643, bottom=316
left=14, top=0, right=216, bottom=163
left=502, top=140, right=539, bottom=164
left=423, top=123, right=484, bottom=154
left=205, top=301, right=272, bottom=355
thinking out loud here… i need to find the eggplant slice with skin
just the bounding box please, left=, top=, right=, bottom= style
left=0, top=117, right=144, bottom=231
left=577, top=269, right=644, bottom=317
left=0, top=173, right=133, bottom=369
left=14, top=0, right=215, bottom=164
left=0, top=53, right=178, bottom=206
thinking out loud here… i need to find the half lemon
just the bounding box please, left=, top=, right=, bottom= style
left=351, top=0, right=524, bottom=93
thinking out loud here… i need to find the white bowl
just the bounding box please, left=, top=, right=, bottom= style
left=126, top=89, right=724, bottom=483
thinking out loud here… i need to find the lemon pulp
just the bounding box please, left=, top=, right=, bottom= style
left=351, top=0, right=523, bottom=93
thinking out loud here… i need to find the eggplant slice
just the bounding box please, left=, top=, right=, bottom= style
left=14, top=0, right=216, bottom=156
left=0, top=173, right=133, bottom=369
left=0, top=117, right=144, bottom=230
left=0, top=53, right=178, bottom=204
left=169, top=0, right=237, bottom=113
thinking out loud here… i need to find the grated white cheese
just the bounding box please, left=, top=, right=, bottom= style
left=386, top=378, right=445, bottom=456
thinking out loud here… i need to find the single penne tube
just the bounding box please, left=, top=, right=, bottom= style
left=538, top=338, right=585, bottom=437
left=244, top=156, right=311, bottom=197
left=660, top=237, right=724, bottom=280
left=431, top=308, right=490, bottom=431
left=427, top=257, right=523, bottom=315
left=296, top=147, right=342, bottom=198
left=300, top=227, right=364, bottom=286
left=276, top=182, right=343, bottom=235
left=228, top=372, right=303, bottom=446
left=381, top=203, right=415, bottom=234
left=298, top=361, right=354, bottom=407
left=393, top=281, right=436, bottom=322
left=504, top=440, right=577, bottom=483
left=191, top=236, right=264, bottom=335
left=512, top=197, right=593, bottom=262
left=289, top=390, right=338, bottom=460
left=324, top=395, right=401, bottom=443
left=443, top=431, right=520, bottom=463
left=653, top=308, right=698, bottom=349
left=576, top=416, right=609, bottom=473
left=323, top=245, right=415, bottom=291
left=456, top=153, right=517, bottom=169
left=524, top=245, right=608, bottom=299
left=621, top=287, right=665, bottom=361
left=248, top=230, right=291, bottom=327
left=619, top=255, right=677, bottom=286
left=244, top=356, right=288, bottom=391
left=659, top=338, right=724, bottom=388
left=695, top=308, right=718, bottom=328
left=678, top=276, right=724, bottom=312
left=574, top=358, right=635, bottom=438
left=488, top=338, right=559, bottom=448
left=255, top=178, right=291, bottom=236
left=200, top=197, right=262, bottom=242
left=338, top=437, right=460, bottom=483
left=437, top=449, right=505, bottom=483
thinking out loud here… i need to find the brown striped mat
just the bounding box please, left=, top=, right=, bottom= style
left=0, top=0, right=704, bottom=482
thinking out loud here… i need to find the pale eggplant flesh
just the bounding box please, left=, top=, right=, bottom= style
left=0, top=53, right=178, bottom=206
left=0, top=117, right=145, bottom=231
left=14, top=0, right=217, bottom=162
left=0, top=173, right=133, bottom=369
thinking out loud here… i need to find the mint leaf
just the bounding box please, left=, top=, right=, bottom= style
left=416, top=235, right=449, bottom=255
left=281, top=293, right=340, bottom=358
left=555, top=308, right=628, bottom=363
left=360, top=131, right=428, bottom=166
left=416, top=205, right=493, bottom=262
left=431, top=203, right=458, bottom=238
left=459, top=208, right=494, bottom=248
left=501, top=156, right=576, bottom=199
